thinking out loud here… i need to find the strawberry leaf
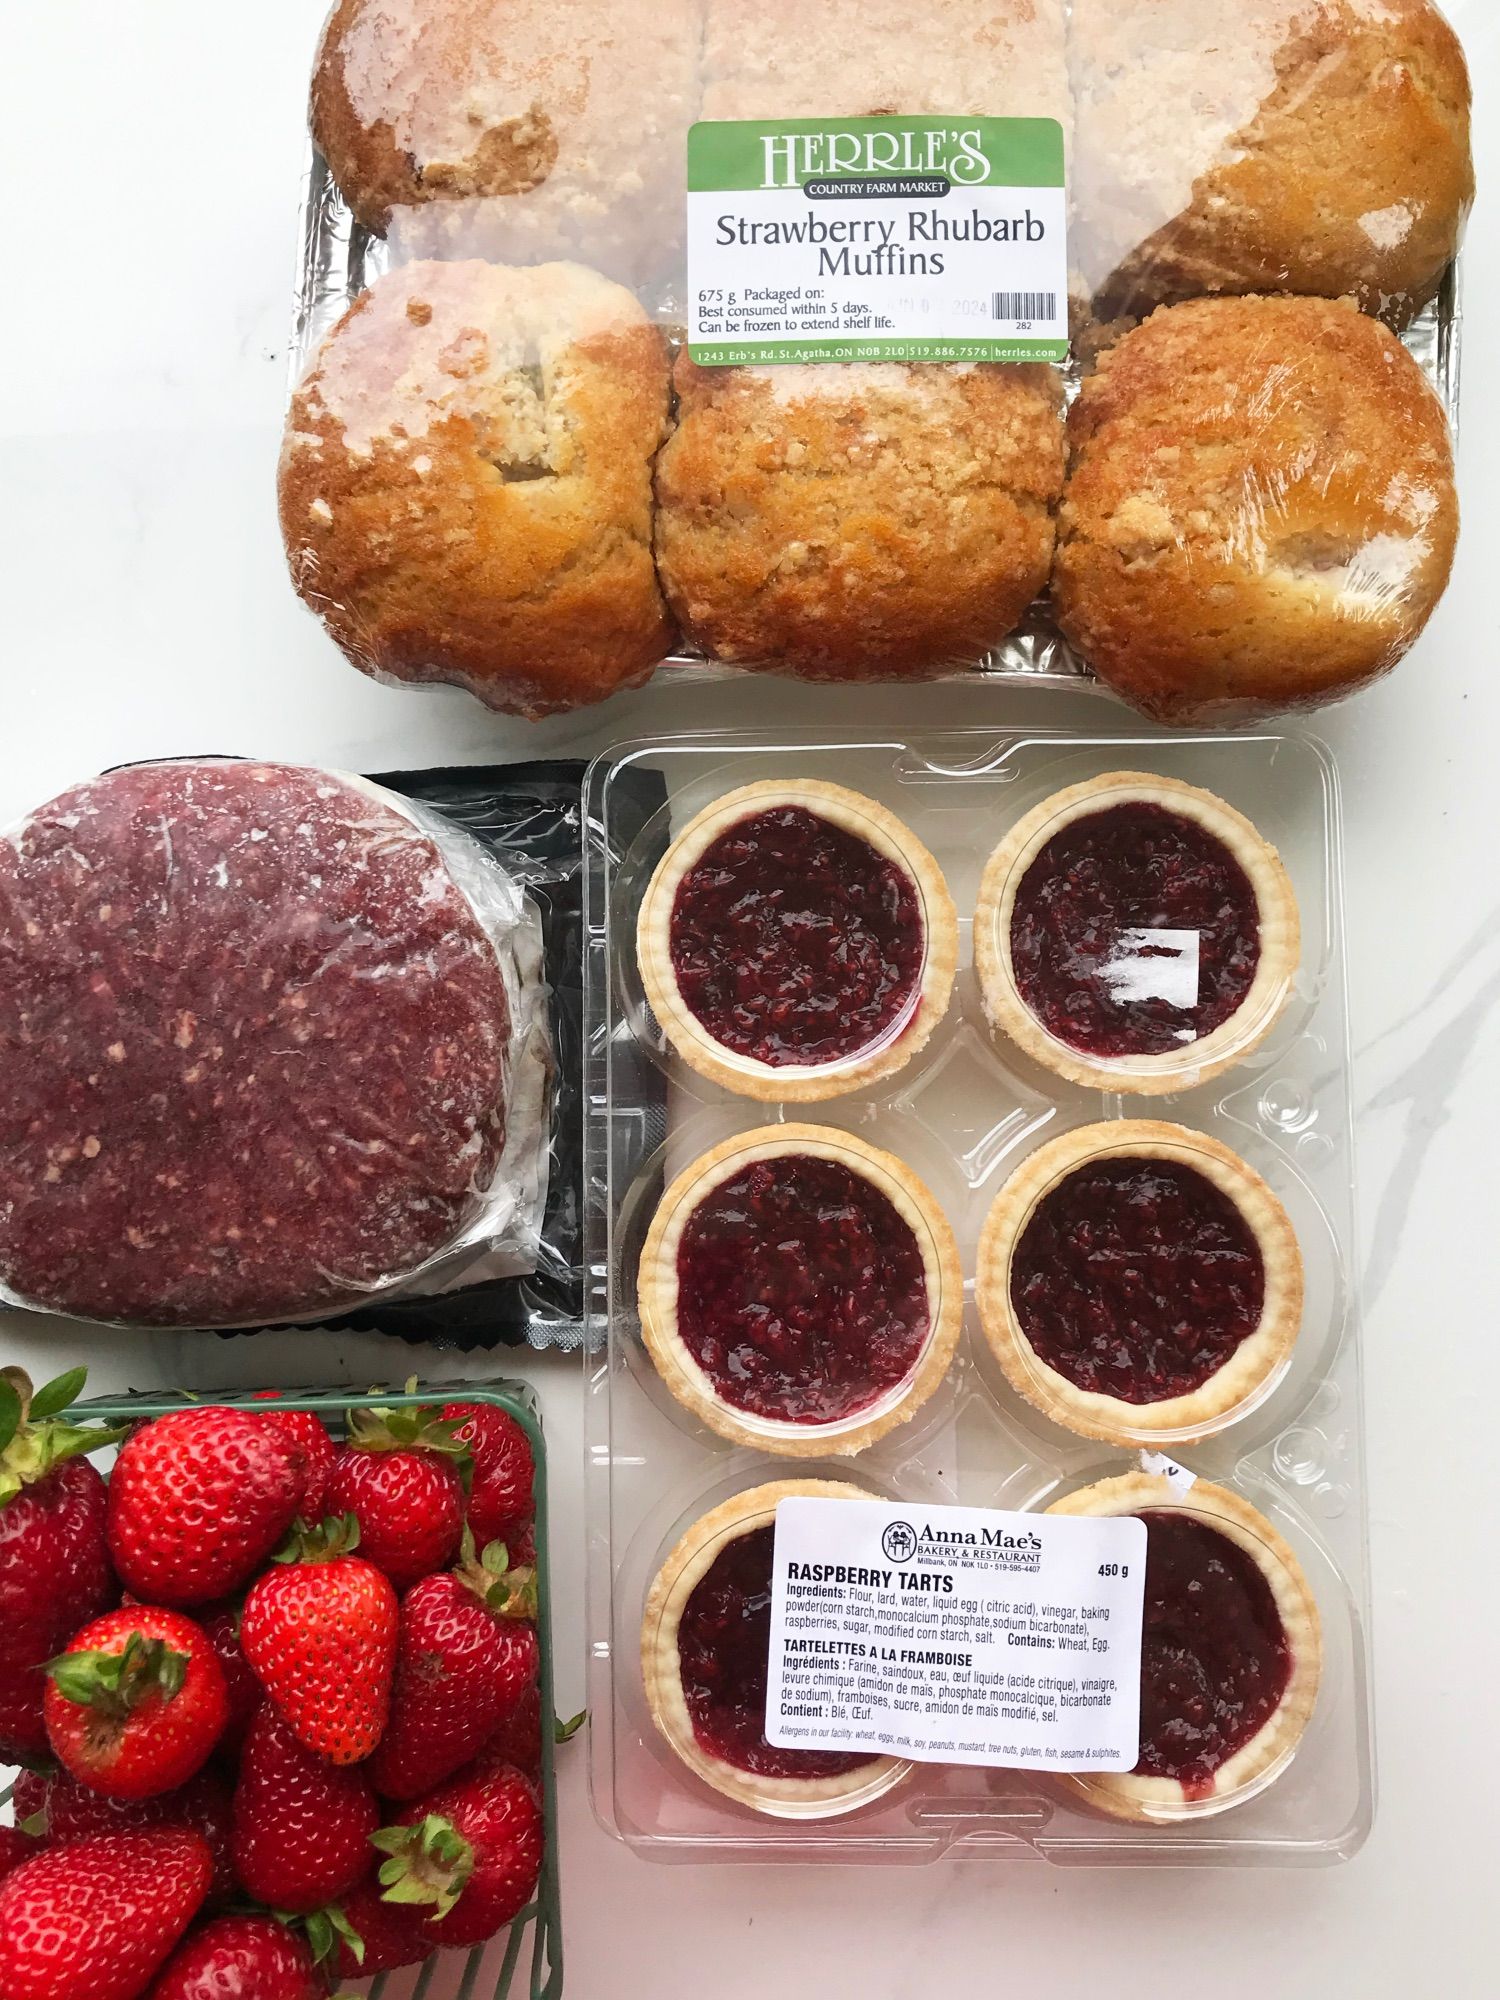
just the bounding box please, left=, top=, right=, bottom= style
left=26, top=1368, right=89, bottom=1422
left=45, top=1632, right=189, bottom=1717
left=273, top=1512, right=362, bottom=1565
left=0, top=1377, right=22, bottom=1460
left=455, top=1530, right=537, bottom=1620
left=345, top=1399, right=473, bottom=1471
left=295, top=1904, right=365, bottom=1970
left=555, top=1709, right=586, bottom=1744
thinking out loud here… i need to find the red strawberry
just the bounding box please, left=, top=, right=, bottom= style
left=7, top=1768, right=49, bottom=1829
left=251, top=1399, right=337, bottom=1524
left=326, top=1401, right=470, bottom=1592
left=231, top=1706, right=377, bottom=1914
left=239, top=1517, right=397, bottom=1764
left=0, top=1829, right=211, bottom=2000
left=43, top=1767, right=236, bottom=1908
left=0, top=1369, right=122, bottom=1761
left=368, top=1537, right=539, bottom=1800
left=443, top=1401, right=534, bottom=1551
left=108, top=1408, right=304, bottom=1606
left=374, top=1764, right=543, bottom=1948
left=147, top=1914, right=321, bottom=2000
left=197, top=1601, right=260, bottom=1754
left=328, top=1878, right=431, bottom=1980
left=44, top=1607, right=228, bottom=1800
left=479, top=1689, right=583, bottom=1787
left=0, top=1827, right=39, bottom=1882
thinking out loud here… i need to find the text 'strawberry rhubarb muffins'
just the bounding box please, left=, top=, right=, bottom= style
left=639, top=1126, right=961, bottom=1456
left=978, top=1121, right=1302, bottom=1446
left=976, top=771, right=1299, bottom=1094
left=1047, top=1473, right=1322, bottom=1821
left=641, top=1480, right=910, bottom=1817
left=637, top=781, right=958, bottom=1102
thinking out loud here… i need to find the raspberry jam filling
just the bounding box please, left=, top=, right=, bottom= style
left=1134, top=1511, right=1292, bottom=1796
left=676, top=1525, right=875, bottom=1782
left=675, top=1153, right=930, bottom=1425
left=1011, top=1158, right=1265, bottom=1404
left=668, top=805, right=925, bottom=1068
left=1009, top=800, right=1261, bottom=1059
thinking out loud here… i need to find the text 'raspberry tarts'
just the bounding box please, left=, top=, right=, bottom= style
left=639, top=1126, right=962, bottom=1457
left=642, top=1480, right=910, bottom=1817
left=1047, top=1473, right=1322, bottom=1821
left=637, top=781, right=958, bottom=1102
left=976, top=772, right=1299, bottom=1095
left=978, top=1122, right=1302, bottom=1446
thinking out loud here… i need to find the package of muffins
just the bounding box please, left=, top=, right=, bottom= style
left=0, top=757, right=555, bottom=1334
left=285, top=0, right=1469, bottom=722
left=583, top=724, right=1374, bottom=1860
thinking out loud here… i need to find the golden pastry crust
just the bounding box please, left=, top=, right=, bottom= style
left=1070, top=0, right=1473, bottom=327
left=1053, top=295, right=1459, bottom=723
left=636, top=780, right=959, bottom=1101
left=641, top=1479, right=910, bottom=1815
left=1047, top=1473, right=1322, bottom=1821
left=655, top=358, right=1064, bottom=681
left=977, top=1120, right=1303, bottom=1445
left=703, top=0, right=1068, bottom=126
left=975, top=771, right=1300, bottom=1093
left=638, top=1125, right=963, bottom=1457
left=311, top=0, right=700, bottom=276
left=278, top=259, right=674, bottom=719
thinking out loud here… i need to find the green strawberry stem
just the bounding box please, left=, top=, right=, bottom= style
left=344, top=1393, right=472, bottom=1479
left=371, top=1814, right=475, bottom=1920
left=0, top=1367, right=125, bottom=1505
left=455, top=1525, right=538, bottom=1621
left=45, top=1631, right=189, bottom=1718
left=556, top=1709, right=586, bottom=1744
left=286, top=1902, right=366, bottom=1970
left=272, top=1512, right=363, bottom=1565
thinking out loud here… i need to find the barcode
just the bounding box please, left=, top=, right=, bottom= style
left=992, top=291, right=1057, bottom=321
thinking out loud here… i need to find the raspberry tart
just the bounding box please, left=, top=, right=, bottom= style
left=977, top=1121, right=1302, bottom=1445
left=975, top=772, right=1299, bottom=1094
left=1047, top=1473, right=1321, bottom=1821
left=637, top=781, right=958, bottom=1101
left=641, top=1479, right=909, bottom=1816
left=638, top=1125, right=961, bottom=1456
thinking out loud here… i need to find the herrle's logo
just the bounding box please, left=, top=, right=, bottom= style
left=761, top=126, right=989, bottom=190
left=881, top=1520, right=918, bottom=1564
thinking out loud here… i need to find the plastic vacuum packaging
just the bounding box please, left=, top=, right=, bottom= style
left=585, top=723, right=1374, bottom=1863
left=0, top=758, right=550, bottom=1332
left=286, top=0, right=1470, bottom=720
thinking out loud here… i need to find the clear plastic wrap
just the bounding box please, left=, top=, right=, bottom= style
left=287, top=0, right=1470, bottom=719
left=584, top=722, right=1374, bottom=1864
left=0, top=759, right=549, bottom=1332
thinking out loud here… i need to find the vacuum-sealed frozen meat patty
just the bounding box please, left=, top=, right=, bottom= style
left=0, top=761, right=519, bottom=1327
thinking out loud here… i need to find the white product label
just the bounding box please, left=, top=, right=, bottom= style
left=1103, top=929, right=1201, bottom=1012
left=766, top=1498, right=1146, bottom=1770
left=1139, top=1451, right=1198, bottom=1497
left=687, top=117, right=1068, bottom=366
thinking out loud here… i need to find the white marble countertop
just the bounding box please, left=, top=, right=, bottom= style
left=1, top=4, right=1495, bottom=1993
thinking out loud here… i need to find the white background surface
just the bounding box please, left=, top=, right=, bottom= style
left=1, top=4, right=1496, bottom=1994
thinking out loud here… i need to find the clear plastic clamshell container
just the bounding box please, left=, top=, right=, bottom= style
left=583, top=723, right=1372, bottom=1864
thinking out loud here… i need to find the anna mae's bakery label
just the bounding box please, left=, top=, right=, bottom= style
left=687, top=115, right=1067, bottom=365
left=766, top=1498, right=1145, bottom=1769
